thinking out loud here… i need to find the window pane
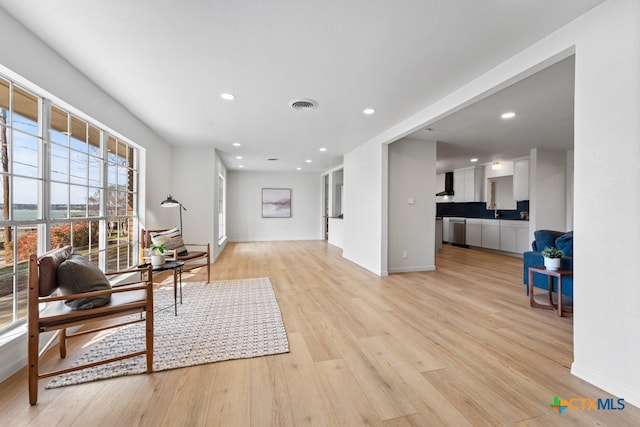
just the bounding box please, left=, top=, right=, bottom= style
left=69, top=184, right=87, bottom=217
left=72, top=221, right=94, bottom=252
left=70, top=115, right=88, bottom=151
left=13, top=86, right=38, bottom=136
left=0, top=273, right=14, bottom=330
left=0, top=77, right=9, bottom=111
left=51, top=182, right=68, bottom=218
left=50, top=222, right=71, bottom=248
left=50, top=144, right=69, bottom=181
left=69, top=151, right=88, bottom=184
left=107, top=163, right=117, bottom=187
left=0, top=226, right=13, bottom=269
left=88, top=125, right=100, bottom=155
left=88, top=187, right=100, bottom=216
left=50, top=106, right=69, bottom=146
left=15, top=271, right=28, bottom=323
left=88, top=156, right=100, bottom=187
left=12, top=131, right=39, bottom=177
left=13, top=177, right=39, bottom=220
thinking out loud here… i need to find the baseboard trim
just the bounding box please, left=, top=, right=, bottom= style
left=571, top=362, right=640, bottom=409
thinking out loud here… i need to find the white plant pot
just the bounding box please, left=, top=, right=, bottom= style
left=544, top=257, right=561, bottom=270
left=151, top=254, right=166, bottom=266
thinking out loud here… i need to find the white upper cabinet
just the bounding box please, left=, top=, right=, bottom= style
left=513, top=158, right=530, bottom=201
left=453, top=167, right=484, bottom=202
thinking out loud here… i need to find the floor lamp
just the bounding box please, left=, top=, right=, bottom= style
left=160, top=194, right=187, bottom=235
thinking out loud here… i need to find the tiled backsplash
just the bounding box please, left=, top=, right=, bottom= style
left=436, top=200, right=529, bottom=220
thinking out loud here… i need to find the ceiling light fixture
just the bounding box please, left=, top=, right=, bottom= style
left=363, top=108, right=376, bottom=115
left=319, top=147, right=327, bottom=152
left=296, top=167, right=302, bottom=171
left=238, top=165, right=244, bottom=168
left=236, top=155, right=243, bottom=160
left=220, top=93, right=236, bottom=100
left=233, top=142, right=241, bottom=147
left=305, top=159, right=312, bottom=163
left=501, top=111, right=516, bottom=119
left=470, top=158, right=478, bottom=163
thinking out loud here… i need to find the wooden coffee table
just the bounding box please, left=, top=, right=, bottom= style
left=528, top=266, right=573, bottom=317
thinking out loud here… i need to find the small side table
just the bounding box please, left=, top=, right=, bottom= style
left=150, top=260, right=185, bottom=315
left=528, top=266, right=573, bottom=317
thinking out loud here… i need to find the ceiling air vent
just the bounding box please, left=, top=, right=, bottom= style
left=289, top=98, right=318, bottom=110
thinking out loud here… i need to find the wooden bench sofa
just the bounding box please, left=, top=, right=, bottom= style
left=140, top=228, right=210, bottom=283
left=28, top=245, right=154, bottom=405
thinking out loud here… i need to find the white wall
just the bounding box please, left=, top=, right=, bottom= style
left=388, top=138, right=437, bottom=273
left=343, top=140, right=388, bottom=275
left=226, top=171, right=322, bottom=241
left=569, top=0, right=640, bottom=406
left=529, top=148, right=568, bottom=232
left=152, top=147, right=228, bottom=262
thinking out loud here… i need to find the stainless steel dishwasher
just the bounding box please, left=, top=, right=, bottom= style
left=448, top=217, right=466, bottom=246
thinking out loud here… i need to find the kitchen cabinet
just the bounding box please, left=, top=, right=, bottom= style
left=454, top=167, right=484, bottom=202
left=465, top=219, right=482, bottom=247
left=499, top=220, right=530, bottom=253
left=513, top=158, right=529, bottom=201
left=481, top=219, right=500, bottom=250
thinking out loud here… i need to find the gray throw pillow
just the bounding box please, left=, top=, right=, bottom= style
left=57, top=253, right=111, bottom=310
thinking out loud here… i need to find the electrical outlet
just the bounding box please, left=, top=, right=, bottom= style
left=402, top=250, right=408, bottom=259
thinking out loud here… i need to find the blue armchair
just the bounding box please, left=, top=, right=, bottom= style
left=523, top=230, right=573, bottom=297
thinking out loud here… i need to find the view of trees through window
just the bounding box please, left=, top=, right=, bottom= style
left=0, top=74, right=140, bottom=333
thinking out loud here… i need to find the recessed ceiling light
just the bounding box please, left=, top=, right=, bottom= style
left=296, top=167, right=302, bottom=171
left=232, top=142, right=241, bottom=147
left=305, top=159, right=312, bottom=163
left=267, top=157, right=279, bottom=161
left=501, top=111, right=516, bottom=119
left=235, top=156, right=243, bottom=160
left=319, top=147, right=327, bottom=152
left=220, top=92, right=236, bottom=100
left=470, top=158, right=478, bottom=162
left=238, top=165, right=244, bottom=168
left=363, top=108, right=376, bottom=115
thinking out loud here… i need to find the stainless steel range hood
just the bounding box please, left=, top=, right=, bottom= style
left=436, top=172, right=454, bottom=196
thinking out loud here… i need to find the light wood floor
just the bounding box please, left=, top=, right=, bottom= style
left=1, top=241, right=639, bottom=426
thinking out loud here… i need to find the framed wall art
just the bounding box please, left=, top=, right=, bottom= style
left=262, top=188, right=291, bottom=218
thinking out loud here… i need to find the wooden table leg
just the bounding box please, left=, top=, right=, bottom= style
left=558, top=275, right=563, bottom=317
left=529, top=269, right=535, bottom=307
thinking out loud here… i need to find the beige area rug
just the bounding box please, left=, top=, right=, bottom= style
left=47, top=277, right=289, bottom=388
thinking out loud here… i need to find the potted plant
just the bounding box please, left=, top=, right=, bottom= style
left=149, top=242, right=168, bottom=266
left=541, top=246, right=563, bottom=270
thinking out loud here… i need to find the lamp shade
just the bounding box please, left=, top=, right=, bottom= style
left=161, top=194, right=180, bottom=208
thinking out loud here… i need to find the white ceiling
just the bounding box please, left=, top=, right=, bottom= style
left=409, top=55, right=576, bottom=173
left=0, top=1, right=601, bottom=173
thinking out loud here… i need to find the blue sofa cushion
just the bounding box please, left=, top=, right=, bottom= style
left=555, top=231, right=573, bottom=257
left=532, top=230, right=564, bottom=252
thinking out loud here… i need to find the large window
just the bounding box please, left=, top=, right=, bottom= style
left=0, top=74, right=140, bottom=334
